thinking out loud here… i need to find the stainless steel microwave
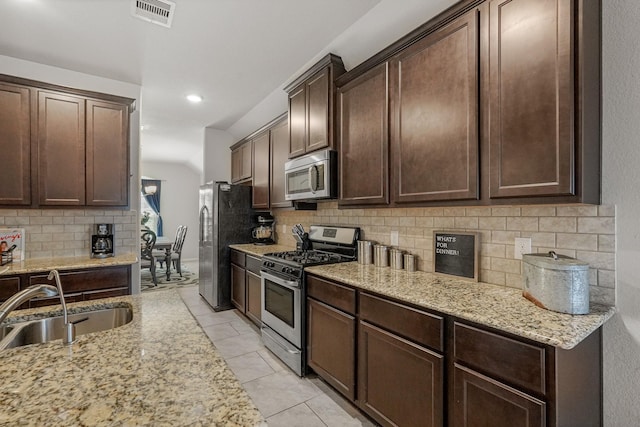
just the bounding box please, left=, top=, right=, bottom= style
left=284, top=149, right=337, bottom=201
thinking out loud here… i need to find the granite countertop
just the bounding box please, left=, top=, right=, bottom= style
left=305, top=262, right=616, bottom=350
left=0, top=253, right=138, bottom=276
left=229, top=243, right=295, bottom=258
left=0, top=291, right=264, bottom=426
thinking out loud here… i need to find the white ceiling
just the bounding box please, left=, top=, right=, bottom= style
left=0, top=0, right=382, bottom=169
left=0, top=0, right=460, bottom=174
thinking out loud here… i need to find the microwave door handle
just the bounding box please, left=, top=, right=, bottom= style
left=308, top=165, right=318, bottom=193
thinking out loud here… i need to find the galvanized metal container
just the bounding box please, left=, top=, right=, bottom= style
left=357, top=240, right=374, bottom=265
left=390, top=249, right=404, bottom=270
left=522, top=251, right=590, bottom=315
left=374, top=245, right=389, bottom=267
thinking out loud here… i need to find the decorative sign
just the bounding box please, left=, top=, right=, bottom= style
left=0, top=228, right=25, bottom=261
left=433, top=231, right=478, bottom=281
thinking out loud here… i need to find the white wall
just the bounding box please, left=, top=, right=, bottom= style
left=203, top=127, right=234, bottom=183
left=141, top=161, right=200, bottom=262
left=602, top=1, right=640, bottom=424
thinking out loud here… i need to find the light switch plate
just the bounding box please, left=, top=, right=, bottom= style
left=514, top=237, right=532, bottom=260
left=391, top=230, right=399, bottom=246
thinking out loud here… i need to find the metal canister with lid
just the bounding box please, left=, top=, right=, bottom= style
left=522, top=251, right=590, bottom=314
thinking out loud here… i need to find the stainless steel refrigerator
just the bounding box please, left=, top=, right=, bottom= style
left=199, top=182, right=254, bottom=310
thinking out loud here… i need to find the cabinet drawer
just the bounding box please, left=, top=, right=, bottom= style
left=454, top=322, right=546, bottom=395
left=230, top=249, right=246, bottom=267
left=0, top=276, right=21, bottom=301
left=29, top=266, right=130, bottom=292
left=307, top=275, right=356, bottom=315
left=360, top=292, right=443, bottom=352
left=246, top=255, right=261, bottom=275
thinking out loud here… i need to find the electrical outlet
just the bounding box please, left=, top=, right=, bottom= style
left=514, top=237, right=532, bottom=260
left=391, top=230, right=399, bottom=246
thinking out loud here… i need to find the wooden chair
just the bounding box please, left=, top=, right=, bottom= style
left=168, top=226, right=188, bottom=277
left=140, top=230, right=158, bottom=286
left=154, top=225, right=188, bottom=277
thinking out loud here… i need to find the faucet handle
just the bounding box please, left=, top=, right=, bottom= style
left=63, top=322, right=76, bottom=346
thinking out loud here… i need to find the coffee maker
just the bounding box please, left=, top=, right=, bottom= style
left=91, top=223, right=114, bottom=258
left=251, top=213, right=276, bottom=245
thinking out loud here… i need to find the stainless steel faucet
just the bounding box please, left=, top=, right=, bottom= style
left=0, top=269, right=76, bottom=345
left=0, top=284, right=58, bottom=325
left=47, top=270, right=76, bottom=345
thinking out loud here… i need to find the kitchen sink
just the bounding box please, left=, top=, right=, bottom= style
left=0, top=306, right=133, bottom=350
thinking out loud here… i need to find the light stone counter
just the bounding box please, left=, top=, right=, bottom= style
left=0, top=290, right=264, bottom=426
left=229, top=243, right=295, bottom=258
left=0, top=253, right=138, bottom=275
left=305, top=262, right=615, bottom=350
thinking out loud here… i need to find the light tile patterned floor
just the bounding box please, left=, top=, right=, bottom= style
left=176, top=284, right=376, bottom=426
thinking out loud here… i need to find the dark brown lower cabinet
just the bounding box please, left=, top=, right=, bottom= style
left=0, top=265, right=131, bottom=307
left=229, top=250, right=262, bottom=327
left=305, top=274, right=602, bottom=427
left=246, top=270, right=262, bottom=325
left=307, top=298, right=356, bottom=400
left=358, top=321, right=443, bottom=427
left=452, top=363, right=545, bottom=427
left=230, top=262, right=246, bottom=312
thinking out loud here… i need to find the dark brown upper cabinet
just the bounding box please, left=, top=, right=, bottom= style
left=0, top=82, right=31, bottom=206
left=334, top=0, right=600, bottom=207
left=487, top=0, right=600, bottom=203
left=86, top=100, right=129, bottom=206
left=230, top=113, right=290, bottom=209
left=231, top=140, right=252, bottom=184
left=269, top=115, right=292, bottom=208
left=0, top=74, right=133, bottom=208
left=337, top=63, right=390, bottom=207
left=285, top=54, right=345, bottom=158
left=37, top=90, right=86, bottom=206
left=252, top=130, right=270, bottom=209
left=390, top=9, right=479, bottom=204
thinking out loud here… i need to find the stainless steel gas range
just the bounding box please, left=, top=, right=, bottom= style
left=260, top=225, right=360, bottom=376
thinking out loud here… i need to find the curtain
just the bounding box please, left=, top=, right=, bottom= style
left=141, top=179, right=163, bottom=236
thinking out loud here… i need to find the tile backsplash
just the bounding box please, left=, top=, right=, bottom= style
left=273, top=203, right=616, bottom=306
left=0, top=209, right=138, bottom=259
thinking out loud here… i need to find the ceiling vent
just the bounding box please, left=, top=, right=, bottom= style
left=131, top=0, right=176, bottom=28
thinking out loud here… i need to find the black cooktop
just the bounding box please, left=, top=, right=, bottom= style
left=263, top=250, right=346, bottom=267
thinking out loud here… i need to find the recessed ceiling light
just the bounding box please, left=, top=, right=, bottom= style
left=186, top=94, right=203, bottom=103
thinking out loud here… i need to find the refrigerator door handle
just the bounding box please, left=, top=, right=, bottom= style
left=199, top=205, right=210, bottom=242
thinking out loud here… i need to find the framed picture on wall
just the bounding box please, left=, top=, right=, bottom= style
left=0, top=228, right=26, bottom=261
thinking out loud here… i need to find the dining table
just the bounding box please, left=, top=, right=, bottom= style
left=155, top=236, right=174, bottom=280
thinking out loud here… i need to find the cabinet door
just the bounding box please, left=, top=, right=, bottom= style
left=86, top=100, right=129, bottom=206
left=358, top=321, right=443, bottom=427
left=0, top=276, right=21, bottom=303
left=390, top=10, right=479, bottom=203
left=240, top=141, right=253, bottom=181
left=452, top=364, right=545, bottom=427
left=306, top=69, right=330, bottom=153
left=338, top=63, right=389, bottom=206
left=246, top=270, right=262, bottom=326
left=488, top=0, right=573, bottom=198
left=37, top=91, right=86, bottom=205
left=0, top=83, right=31, bottom=206
left=307, top=298, right=356, bottom=400
left=270, top=117, right=292, bottom=208
left=252, top=131, right=270, bottom=209
left=231, top=147, right=242, bottom=183
left=230, top=263, right=246, bottom=312
left=288, top=84, right=306, bottom=158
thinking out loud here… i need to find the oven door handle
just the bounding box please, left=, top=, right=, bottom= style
left=262, top=326, right=302, bottom=355
left=261, top=271, right=301, bottom=289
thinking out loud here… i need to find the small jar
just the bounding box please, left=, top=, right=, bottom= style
left=374, top=245, right=389, bottom=267
left=390, top=249, right=404, bottom=270
left=404, top=253, right=417, bottom=272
